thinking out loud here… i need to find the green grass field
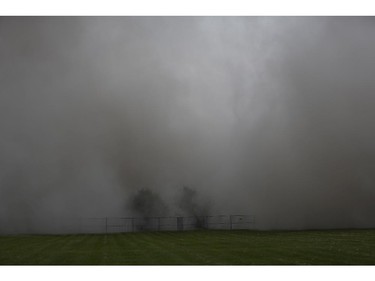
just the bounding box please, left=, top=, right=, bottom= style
left=0, top=229, right=374, bottom=265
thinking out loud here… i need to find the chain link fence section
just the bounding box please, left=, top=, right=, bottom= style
left=230, top=215, right=255, bottom=230
left=79, top=215, right=255, bottom=234
left=80, top=218, right=107, bottom=234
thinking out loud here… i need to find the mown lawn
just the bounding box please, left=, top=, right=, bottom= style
left=0, top=229, right=374, bottom=265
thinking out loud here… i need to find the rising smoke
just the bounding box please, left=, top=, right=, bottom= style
left=0, top=17, right=375, bottom=233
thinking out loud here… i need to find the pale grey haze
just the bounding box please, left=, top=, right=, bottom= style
left=0, top=17, right=375, bottom=233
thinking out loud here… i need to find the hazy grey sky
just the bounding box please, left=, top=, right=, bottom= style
left=1, top=17, right=375, bottom=232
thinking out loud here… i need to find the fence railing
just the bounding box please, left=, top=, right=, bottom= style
left=80, top=215, right=255, bottom=234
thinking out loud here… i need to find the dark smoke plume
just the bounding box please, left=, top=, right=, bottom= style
left=131, top=188, right=168, bottom=217
left=177, top=186, right=210, bottom=217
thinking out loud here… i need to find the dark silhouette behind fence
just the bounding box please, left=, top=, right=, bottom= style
left=80, top=215, right=255, bottom=234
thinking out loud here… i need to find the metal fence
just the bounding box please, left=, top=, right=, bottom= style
left=80, top=215, right=255, bottom=234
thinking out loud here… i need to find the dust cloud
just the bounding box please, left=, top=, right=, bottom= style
left=0, top=17, right=374, bottom=233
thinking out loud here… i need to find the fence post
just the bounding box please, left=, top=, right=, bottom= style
left=229, top=215, right=233, bottom=230
left=158, top=217, right=161, bottom=231
left=105, top=217, right=108, bottom=234
left=132, top=218, right=135, bottom=232
left=176, top=217, right=184, bottom=231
